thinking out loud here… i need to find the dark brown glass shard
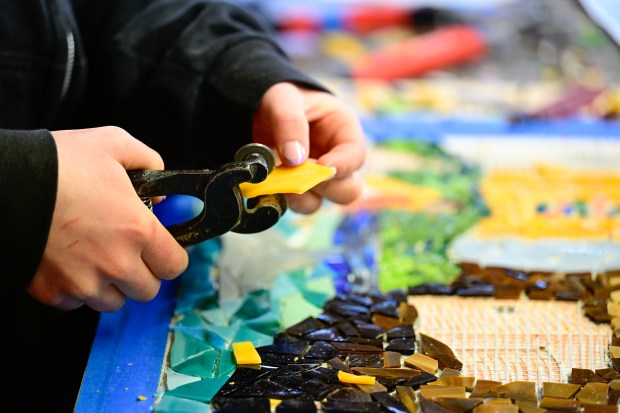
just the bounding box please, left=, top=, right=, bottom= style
left=386, top=325, right=415, bottom=339
left=353, top=321, right=385, bottom=339
left=439, top=368, right=461, bottom=378
left=321, top=400, right=382, bottom=413
left=435, top=397, right=483, bottom=412
left=270, top=375, right=327, bottom=396
left=455, top=283, right=494, bottom=297
left=331, top=342, right=384, bottom=353
left=301, top=367, right=341, bottom=384
left=316, top=312, right=345, bottom=325
left=352, top=367, right=422, bottom=379
left=371, top=391, right=410, bottom=413
left=370, top=300, right=400, bottom=318
left=608, top=378, right=620, bottom=405
left=326, top=387, right=373, bottom=403
left=327, top=357, right=353, bottom=372
left=570, top=368, right=608, bottom=384
left=257, top=352, right=303, bottom=365
left=275, top=398, right=318, bottom=413
left=399, top=372, right=438, bottom=389
left=217, top=366, right=277, bottom=396
left=431, top=376, right=476, bottom=392
left=347, top=353, right=384, bottom=368
left=335, top=321, right=359, bottom=337
left=377, top=377, right=409, bottom=392
left=385, top=337, right=416, bottom=355
left=344, top=337, right=385, bottom=347
left=408, top=283, right=453, bottom=296
left=286, top=317, right=327, bottom=336
left=303, top=327, right=346, bottom=341
left=257, top=340, right=309, bottom=356
left=305, top=341, right=341, bottom=360
left=419, top=333, right=463, bottom=370
left=324, top=299, right=371, bottom=318
left=596, top=367, right=620, bottom=381
left=211, top=396, right=271, bottom=413
left=229, top=380, right=305, bottom=399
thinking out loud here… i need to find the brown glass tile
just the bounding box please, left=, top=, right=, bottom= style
left=472, top=401, right=518, bottom=413
left=435, top=397, right=483, bottom=412
left=371, top=313, right=402, bottom=330
left=495, top=381, right=537, bottom=401
left=570, top=368, right=608, bottom=384
left=331, top=342, right=383, bottom=353
left=542, top=382, right=581, bottom=399
left=403, top=353, right=439, bottom=374
left=575, top=382, right=608, bottom=404
left=352, top=367, right=422, bottom=379
left=608, top=379, right=620, bottom=405
left=383, top=351, right=402, bottom=368
left=514, top=399, right=547, bottom=413
left=596, top=368, right=620, bottom=381
left=419, top=397, right=456, bottom=413
left=420, top=333, right=463, bottom=371
left=439, top=368, right=462, bottom=378
left=353, top=381, right=388, bottom=394
left=395, top=386, right=417, bottom=413
left=540, top=396, right=582, bottom=412
left=470, top=380, right=502, bottom=398
left=430, top=376, right=476, bottom=392
left=398, top=302, right=418, bottom=324
left=419, top=385, right=466, bottom=399
left=582, top=404, right=618, bottom=413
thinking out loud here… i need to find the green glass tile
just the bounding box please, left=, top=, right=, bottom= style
left=232, top=289, right=271, bottom=321
left=170, top=330, right=214, bottom=368
left=166, top=376, right=230, bottom=403
left=154, top=394, right=211, bottom=413
left=216, top=350, right=236, bottom=377
left=279, top=291, right=323, bottom=329
left=173, top=349, right=219, bottom=379
left=175, top=311, right=210, bottom=329
left=202, top=320, right=242, bottom=350
left=232, top=325, right=274, bottom=348
left=243, top=312, right=281, bottom=336
left=165, top=368, right=201, bottom=391
left=197, top=308, right=228, bottom=326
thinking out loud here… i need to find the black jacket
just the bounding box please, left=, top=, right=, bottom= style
left=0, top=0, right=325, bottom=290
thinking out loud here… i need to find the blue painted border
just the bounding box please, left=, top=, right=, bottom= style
left=75, top=279, right=178, bottom=413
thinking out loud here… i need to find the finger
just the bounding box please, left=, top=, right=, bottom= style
left=102, top=126, right=165, bottom=171
left=317, top=139, right=366, bottom=179
left=313, top=172, right=364, bottom=205
left=84, top=284, right=126, bottom=312
left=286, top=192, right=323, bottom=214
left=141, top=218, right=189, bottom=280
left=261, top=83, right=309, bottom=166
left=55, top=296, right=85, bottom=311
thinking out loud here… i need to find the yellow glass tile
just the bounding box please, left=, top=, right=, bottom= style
left=232, top=341, right=261, bottom=365
left=337, top=370, right=376, bottom=385
left=239, top=162, right=335, bottom=198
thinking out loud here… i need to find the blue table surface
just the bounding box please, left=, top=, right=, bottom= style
left=75, top=118, right=620, bottom=413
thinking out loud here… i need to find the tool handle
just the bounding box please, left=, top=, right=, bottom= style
left=351, top=24, right=487, bottom=79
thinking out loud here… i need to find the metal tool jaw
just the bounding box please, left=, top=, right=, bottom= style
left=128, top=143, right=287, bottom=247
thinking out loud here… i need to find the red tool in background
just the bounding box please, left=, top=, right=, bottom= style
left=350, top=24, right=488, bottom=80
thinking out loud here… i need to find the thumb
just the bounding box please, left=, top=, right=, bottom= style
left=260, top=82, right=309, bottom=166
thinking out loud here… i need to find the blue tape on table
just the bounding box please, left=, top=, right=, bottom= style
left=75, top=278, right=177, bottom=413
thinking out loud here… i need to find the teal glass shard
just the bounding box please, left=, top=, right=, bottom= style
left=216, top=350, right=236, bottom=377
left=154, top=394, right=212, bottom=413
left=170, top=330, right=214, bottom=368
left=166, top=376, right=230, bottom=403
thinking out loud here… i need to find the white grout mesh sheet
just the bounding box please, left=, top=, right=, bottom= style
left=411, top=296, right=611, bottom=385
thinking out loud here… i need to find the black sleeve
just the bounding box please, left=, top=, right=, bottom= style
left=71, top=0, right=329, bottom=169
left=0, top=129, right=57, bottom=289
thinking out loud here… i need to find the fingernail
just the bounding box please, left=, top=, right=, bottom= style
left=282, top=141, right=307, bottom=165
left=327, top=166, right=337, bottom=180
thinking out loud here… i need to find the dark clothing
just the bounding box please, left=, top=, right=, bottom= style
left=0, top=1, right=325, bottom=411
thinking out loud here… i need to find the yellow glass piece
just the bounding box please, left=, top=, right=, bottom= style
left=232, top=341, right=261, bottom=365
left=337, top=370, right=376, bottom=385
left=239, top=162, right=335, bottom=199
left=269, top=399, right=282, bottom=408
